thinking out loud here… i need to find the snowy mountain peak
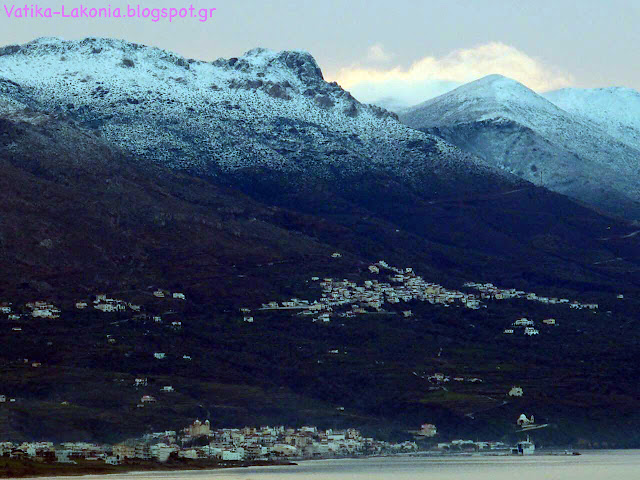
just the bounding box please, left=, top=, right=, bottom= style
left=399, top=75, right=640, bottom=219
left=0, top=37, right=331, bottom=94
left=462, top=73, right=530, bottom=89
left=2, top=36, right=152, bottom=56
left=430, top=74, right=537, bottom=102
left=212, top=47, right=325, bottom=85
left=402, top=74, right=564, bottom=129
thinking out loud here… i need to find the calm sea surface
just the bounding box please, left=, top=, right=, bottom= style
left=24, top=450, right=640, bottom=480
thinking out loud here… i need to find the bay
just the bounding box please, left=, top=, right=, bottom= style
left=23, top=451, right=640, bottom=480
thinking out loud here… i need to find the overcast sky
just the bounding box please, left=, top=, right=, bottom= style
left=1, top=0, right=638, bottom=107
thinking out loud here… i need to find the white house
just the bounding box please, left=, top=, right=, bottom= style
left=514, top=318, right=534, bottom=326
left=418, top=424, right=437, bottom=437
left=270, top=444, right=297, bottom=457
left=150, top=443, right=175, bottom=462
left=222, top=450, right=244, bottom=460
left=509, top=386, right=524, bottom=397
left=31, top=308, right=60, bottom=319
left=95, top=303, right=124, bottom=313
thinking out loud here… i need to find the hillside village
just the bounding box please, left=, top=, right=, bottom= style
left=249, top=260, right=603, bottom=325
left=463, top=282, right=599, bottom=310
left=0, top=259, right=611, bottom=354
left=0, top=259, right=608, bottom=332
left=255, top=261, right=484, bottom=324
left=0, top=259, right=619, bottom=408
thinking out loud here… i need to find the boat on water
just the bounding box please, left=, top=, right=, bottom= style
left=512, top=436, right=535, bottom=455
left=511, top=413, right=547, bottom=455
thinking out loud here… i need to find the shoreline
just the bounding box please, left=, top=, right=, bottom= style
left=4, top=448, right=637, bottom=478
left=0, top=458, right=296, bottom=479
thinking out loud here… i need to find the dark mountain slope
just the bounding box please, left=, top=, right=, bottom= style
left=0, top=43, right=640, bottom=446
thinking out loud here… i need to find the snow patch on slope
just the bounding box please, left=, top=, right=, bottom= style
left=544, top=87, right=640, bottom=150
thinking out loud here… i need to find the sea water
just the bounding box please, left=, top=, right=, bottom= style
left=24, top=450, right=640, bottom=480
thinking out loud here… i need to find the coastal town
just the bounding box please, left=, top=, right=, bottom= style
left=1, top=418, right=530, bottom=471
left=0, top=421, right=421, bottom=465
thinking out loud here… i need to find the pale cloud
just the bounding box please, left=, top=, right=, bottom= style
left=330, top=42, right=575, bottom=111
left=366, top=43, right=393, bottom=63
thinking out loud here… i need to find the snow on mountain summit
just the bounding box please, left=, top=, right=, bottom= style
left=544, top=86, right=640, bottom=150
left=0, top=37, right=512, bottom=196
left=399, top=74, right=640, bottom=219
left=402, top=74, right=568, bottom=129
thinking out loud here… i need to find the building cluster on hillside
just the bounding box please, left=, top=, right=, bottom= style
left=0, top=300, right=62, bottom=323
left=0, top=421, right=417, bottom=465
left=503, top=317, right=558, bottom=336
left=0, top=288, right=186, bottom=329
left=463, top=282, right=598, bottom=310
left=412, top=372, right=483, bottom=387
left=256, top=261, right=483, bottom=323
left=85, top=294, right=137, bottom=313
left=26, top=301, right=61, bottom=319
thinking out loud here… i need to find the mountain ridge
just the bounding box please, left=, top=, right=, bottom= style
left=399, top=74, right=640, bottom=219
left=543, top=85, right=640, bottom=151
left=0, top=37, right=491, bottom=180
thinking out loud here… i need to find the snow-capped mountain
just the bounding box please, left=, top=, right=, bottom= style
left=544, top=86, right=640, bottom=151
left=0, top=37, right=516, bottom=199
left=400, top=74, right=640, bottom=219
